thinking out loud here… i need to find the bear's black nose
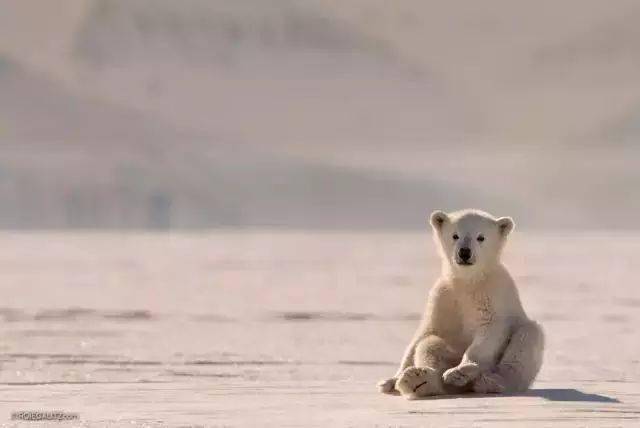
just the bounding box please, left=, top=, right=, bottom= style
left=458, top=247, right=472, bottom=261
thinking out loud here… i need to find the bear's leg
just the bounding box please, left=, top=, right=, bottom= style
left=492, top=321, right=544, bottom=393
left=395, top=335, right=461, bottom=399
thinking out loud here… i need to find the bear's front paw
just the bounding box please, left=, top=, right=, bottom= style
left=395, top=367, right=445, bottom=399
left=443, top=363, right=481, bottom=387
left=377, top=377, right=398, bottom=394
left=472, top=372, right=506, bottom=394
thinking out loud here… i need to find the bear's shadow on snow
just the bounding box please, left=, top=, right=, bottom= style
left=525, top=388, right=619, bottom=403
left=412, top=389, right=619, bottom=403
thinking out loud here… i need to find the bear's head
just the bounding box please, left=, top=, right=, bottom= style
left=429, top=209, right=514, bottom=280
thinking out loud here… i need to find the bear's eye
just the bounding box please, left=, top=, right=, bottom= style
left=452, top=234, right=459, bottom=241
left=477, top=235, right=485, bottom=242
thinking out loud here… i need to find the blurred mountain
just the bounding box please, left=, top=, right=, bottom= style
left=65, top=0, right=468, bottom=154
left=1, top=1, right=640, bottom=229
left=325, top=0, right=640, bottom=145
left=0, top=54, right=496, bottom=229
left=0, top=56, right=186, bottom=145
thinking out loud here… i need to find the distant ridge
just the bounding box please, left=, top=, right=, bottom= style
left=0, top=54, right=499, bottom=229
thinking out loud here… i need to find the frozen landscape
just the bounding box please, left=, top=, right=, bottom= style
left=0, top=231, right=638, bottom=426
left=2, top=2, right=640, bottom=426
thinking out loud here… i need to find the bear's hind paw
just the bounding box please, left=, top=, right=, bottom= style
left=472, top=372, right=506, bottom=394
left=443, top=363, right=480, bottom=387
left=396, top=367, right=444, bottom=399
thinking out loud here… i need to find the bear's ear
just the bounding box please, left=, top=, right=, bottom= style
left=496, top=217, right=515, bottom=236
left=430, top=210, right=449, bottom=230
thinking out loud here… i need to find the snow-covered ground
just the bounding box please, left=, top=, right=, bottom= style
left=0, top=231, right=638, bottom=426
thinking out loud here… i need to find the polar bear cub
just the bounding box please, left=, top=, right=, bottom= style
left=378, top=209, right=543, bottom=399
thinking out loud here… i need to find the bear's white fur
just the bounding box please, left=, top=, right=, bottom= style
left=378, top=209, right=544, bottom=399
